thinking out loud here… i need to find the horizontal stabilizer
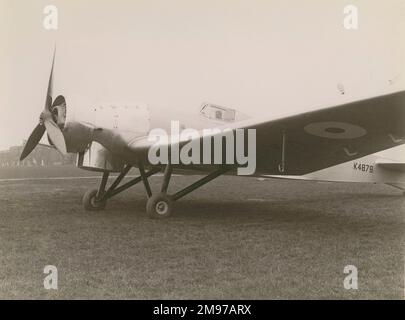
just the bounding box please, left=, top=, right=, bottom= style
left=376, top=161, right=405, bottom=173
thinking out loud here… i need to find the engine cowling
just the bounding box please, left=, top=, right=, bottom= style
left=76, top=103, right=150, bottom=172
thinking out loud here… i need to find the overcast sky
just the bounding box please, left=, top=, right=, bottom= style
left=1, top=0, right=404, bottom=150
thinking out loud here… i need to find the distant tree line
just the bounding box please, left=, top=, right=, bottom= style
left=0, top=144, right=75, bottom=167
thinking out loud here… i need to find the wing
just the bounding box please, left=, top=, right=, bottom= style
left=93, top=90, right=405, bottom=175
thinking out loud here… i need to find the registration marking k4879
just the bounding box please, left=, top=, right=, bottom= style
left=353, top=162, right=374, bottom=174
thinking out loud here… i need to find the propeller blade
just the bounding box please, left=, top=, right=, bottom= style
left=44, top=118, right=67, bottom=155
left=20, top=48, right=64, bottom=161
left=20, top=124, right=46, bottom=160
left=45, top=48, right=56, bottom=111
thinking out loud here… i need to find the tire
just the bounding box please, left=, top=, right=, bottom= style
left=146, top=193, right=173, bottom=219
left=82, top=189, right=107, bottom=211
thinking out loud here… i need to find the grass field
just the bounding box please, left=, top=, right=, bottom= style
left=0, top=166, right=404, bottom=299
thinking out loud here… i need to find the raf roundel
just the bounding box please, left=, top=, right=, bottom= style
left=304, top=121, right=366, bottom=139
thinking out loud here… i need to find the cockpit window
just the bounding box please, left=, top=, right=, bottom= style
left=200, top=103, right=236, bottom=122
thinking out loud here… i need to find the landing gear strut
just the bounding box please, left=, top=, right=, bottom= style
left=82, top=164, right=159, bottom=212
left=83, top=163, right=229, bottom=218
left=82, top=171, right=109, bottom=210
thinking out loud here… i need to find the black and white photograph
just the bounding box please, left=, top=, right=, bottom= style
left=0, top=0, right=404, bottom=306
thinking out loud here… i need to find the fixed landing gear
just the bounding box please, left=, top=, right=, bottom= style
left=82, top=171, right=109, bottom=210
left=146, top=162, right=174, bottom=219
left=82, top=188, right=107, bottom=210
left=146, top=193, right=173, bottom=219
left=82, top=163, right=229, bottom=218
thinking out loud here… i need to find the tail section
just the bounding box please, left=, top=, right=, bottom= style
left=268, top=148, right=405, bottom=185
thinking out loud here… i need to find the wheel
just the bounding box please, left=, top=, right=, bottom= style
left=82, top=189, right=107, bottom=211
left=146, top=193, right=173, bottom=219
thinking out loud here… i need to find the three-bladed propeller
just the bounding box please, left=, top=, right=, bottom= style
left=20, top=51, right=67, bottom=161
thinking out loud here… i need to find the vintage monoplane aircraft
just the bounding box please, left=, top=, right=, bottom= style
left=20, top=53, right=405, bottom=218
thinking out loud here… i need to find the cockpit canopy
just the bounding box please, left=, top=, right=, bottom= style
left=199, top=102, right=249, bottom=123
